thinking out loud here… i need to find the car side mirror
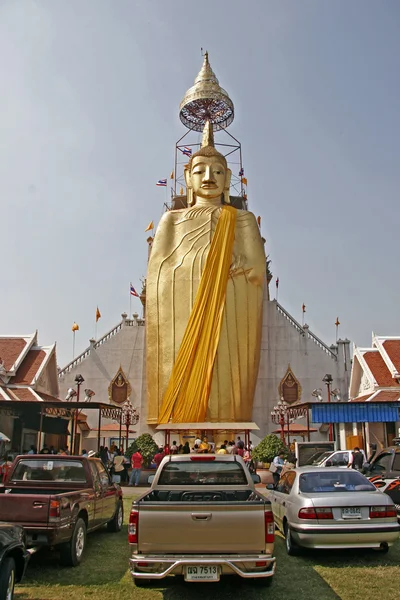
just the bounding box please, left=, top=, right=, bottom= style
left=266, top=483, right=274, bottom=490
left=251, top=473, right=261, bottom=484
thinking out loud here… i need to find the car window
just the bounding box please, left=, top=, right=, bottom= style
left=330, top=452, right=349, bottom=466
left=158, top=460, right=248, bottom=486
left=391, top=454, right=400, bottom=472
left=11, top=459, right=86, bottom=482
left=371, top=453, right=392, bottom=473
left=299, top=470, right=375, bottom=493
left=95, top=461, right=111, bottom=487
left=89, top=461, right=101, bottom=490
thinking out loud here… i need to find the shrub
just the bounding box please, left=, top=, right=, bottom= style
left=252, top=434, right=287, bottom=464
left=127, top=433, right=158, bottom=468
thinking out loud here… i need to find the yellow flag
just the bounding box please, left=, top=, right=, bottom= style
left=170, top=170, right=174, bottom=179
left=72, top=322, right=79, bottom=332
left=96, top=307, right=101, bottom=322
left=241, top=177, right=248, bottom=186
left=144, top=221, right=154, bottom=232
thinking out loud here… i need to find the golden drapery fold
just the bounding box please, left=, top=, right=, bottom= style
left=158, top=205, right=237, bottom=423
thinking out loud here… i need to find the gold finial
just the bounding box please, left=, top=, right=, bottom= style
left=201, top=120, right=214, bottom=148
left=179, top=52, right=234, bottom=132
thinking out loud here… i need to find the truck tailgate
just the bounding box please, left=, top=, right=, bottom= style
left=0, top=493, right=50, bottom=524
left=137, top=503, right=266, bottom=554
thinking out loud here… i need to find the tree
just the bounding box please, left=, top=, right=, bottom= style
left=252, top=434, right=287, bottom=464
left=127, top=433, right=158, bottom=468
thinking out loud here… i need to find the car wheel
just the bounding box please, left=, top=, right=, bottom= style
left=0, top=556, right=16, bottom=600
left=284, top=523, right=300, bottom=556
left=107, top=500, right=124, bottom=532
left=59, top=517, right=87, bottom=567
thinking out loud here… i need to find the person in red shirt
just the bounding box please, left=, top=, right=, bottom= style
left=154, top=448, right=165, bottom=469
left=129, top=451, right=143, bottom=486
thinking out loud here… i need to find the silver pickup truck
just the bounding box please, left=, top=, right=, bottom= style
left=128, top=454, right=275, bottom=586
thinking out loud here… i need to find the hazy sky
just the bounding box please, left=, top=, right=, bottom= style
left=1, top=0, right=399, bottom=367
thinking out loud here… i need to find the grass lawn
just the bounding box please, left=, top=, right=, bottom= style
left=15, top=498, right=400, bottom=600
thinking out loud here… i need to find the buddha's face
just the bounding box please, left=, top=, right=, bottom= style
left=190, top=156, right=227, bottom=200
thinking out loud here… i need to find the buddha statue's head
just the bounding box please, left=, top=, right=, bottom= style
left=185, top=121, right=231, bottom=206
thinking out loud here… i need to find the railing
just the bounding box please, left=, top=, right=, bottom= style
left=58, top=317, right=145, bottom=377
left=275, top=301, right=337, bottom=360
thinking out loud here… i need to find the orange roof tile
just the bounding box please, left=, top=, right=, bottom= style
left=13, top=349, right=46, bottom=385
left=383, top=340, right=400, bottom=374
left=0, top=338, right=27, bottom=371
left=363, top=351, right=400, bottom=387
left=7, top=388, right=38, bottom=402
left=370, top=391, right=400, bottom=402
left=349, top=393, right=374, bottom=403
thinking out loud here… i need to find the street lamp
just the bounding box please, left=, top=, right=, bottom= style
left=121, top=400, right=140, bottom=452
left=331, top=388, right=341, bottom=401
left=322, top=373, right=334, bottom=442
left=70, top=374, right=85, bottom=454
left=271, top=398, right=288, bottom=445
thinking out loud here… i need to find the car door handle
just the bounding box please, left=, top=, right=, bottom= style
left=33, top=501, right=45, bottom=508
left=191, top=513, right=212, bottom=521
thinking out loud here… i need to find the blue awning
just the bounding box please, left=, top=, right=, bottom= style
left=312, top=403, right=400, bottom=424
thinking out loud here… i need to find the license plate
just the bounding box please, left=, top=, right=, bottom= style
left=342, top=507, right=361, bottom=518
left=185, top=565, right=220, bottom=581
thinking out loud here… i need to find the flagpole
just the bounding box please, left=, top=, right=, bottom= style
left=72, top=330, right=76, bottom=360
left=129, top=286, right=132, bottom=319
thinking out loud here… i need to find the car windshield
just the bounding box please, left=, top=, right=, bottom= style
left=158, top=460, right=248, bottom=486
left=299, top=471, right=376, bottom=493
left=11, top=459, right=87, bottom=483
left=312, top=452, right=332, bottom=465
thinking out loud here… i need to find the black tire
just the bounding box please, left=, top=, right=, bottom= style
left=0, top=556, right=16, bottom=600
left=134, top=577, right=151, bottom=587
left=284, top=522, right=300, bottom=556
left=59, top=517, right=87, bottom=567
left=251, top=576, right=273, bottom=587
left=107, top=500, right=124, bottom=532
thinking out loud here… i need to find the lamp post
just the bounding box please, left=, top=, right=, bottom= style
left=322, top=374, right=334, bottom=442
left=121, top=400, right=139, bottom=453
left=271, top=398, right=288, bottom=445
left=70, top=374, right=85, bottom=455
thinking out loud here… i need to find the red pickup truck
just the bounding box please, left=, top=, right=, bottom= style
left=0, top=455, right=123, bottom=566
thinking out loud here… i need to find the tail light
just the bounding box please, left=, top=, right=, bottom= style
left=128, top=510, right=139, bottom=543
left=298, top=507, right=333, bottom=520
left=49, top=500, right=60, bottom=521
left=370, top=505, right=397, bottom=518
left=190, top=456, right=216, bottom=461
left=265, top=509, right=275, bottom=543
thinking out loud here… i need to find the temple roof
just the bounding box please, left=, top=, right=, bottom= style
left=349, top=334, right=400, bottom=401
left=0, top=333, right=59, bottom=403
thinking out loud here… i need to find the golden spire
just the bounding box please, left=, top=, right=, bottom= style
left=201, top=120, right=215, bottom=148
left=179, top=51, right=234, bottom=132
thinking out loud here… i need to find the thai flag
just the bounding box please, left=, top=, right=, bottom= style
left=181, top=146, right=192, bottom=157
left=156, top=179, right=167, bottom=187
left=239, top=167, right=244, bottom=177
left=130, top=283, right=139, bottom=297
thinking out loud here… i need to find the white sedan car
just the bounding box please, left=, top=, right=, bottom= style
left=267, top=467, right=400, bottom=555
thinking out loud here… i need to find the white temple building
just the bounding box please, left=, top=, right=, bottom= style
left=58, top=287, right=351, bottom=449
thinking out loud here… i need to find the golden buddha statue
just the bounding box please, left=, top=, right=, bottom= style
left=146, top=120, right=266, bottom=424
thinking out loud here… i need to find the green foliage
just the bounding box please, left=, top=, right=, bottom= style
left=126, top=433, right=158, bottom=467
left=252, top=434, right=287, bottom=463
